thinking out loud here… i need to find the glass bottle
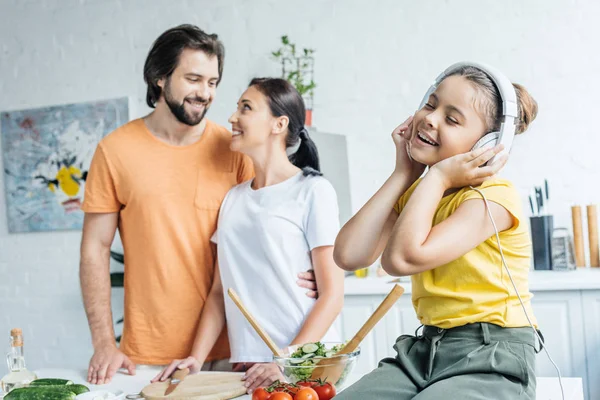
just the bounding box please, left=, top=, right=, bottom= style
left=0, top=328, right=37, bottom=394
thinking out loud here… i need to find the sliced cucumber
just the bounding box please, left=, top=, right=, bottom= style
left=301, top=353, right=315, bottom=360
left=289, top=357, right=307, bottom=365
left=301, top=343, right=319, bottom=353
left=325, top=351, right=335, bottom=358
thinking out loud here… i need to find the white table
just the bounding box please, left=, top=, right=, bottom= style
left=29, top=368, right=582, bottom=400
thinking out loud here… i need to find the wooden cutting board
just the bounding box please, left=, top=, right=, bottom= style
left=140, top=372, right=247, bottom=400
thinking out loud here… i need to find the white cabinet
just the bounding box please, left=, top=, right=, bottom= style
left=530, top=291, right=587, bottom=397
left=582, top=292, right=600, bottom=400
left=340, top=276, right=600, bottom=400
left=339, top=291, right=419, bottom=377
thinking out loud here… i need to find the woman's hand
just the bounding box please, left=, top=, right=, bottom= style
left=242, top=362, right=285, bottom=393
left=391, top=116, right=426, bottom=180
left=151, top=356, right=202, bottom=382
left=429, top=144, right=507, bottom=189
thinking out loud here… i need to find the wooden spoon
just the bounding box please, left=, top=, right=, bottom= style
left=228, top=288, right=284, bottom=357
left=310, top=284, right=405, bottom=383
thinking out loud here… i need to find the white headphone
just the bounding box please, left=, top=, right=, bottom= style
left=419, top=61, right=518, bottom=165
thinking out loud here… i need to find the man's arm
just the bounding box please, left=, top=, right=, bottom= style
left=80, top=212, right=135, bottom=384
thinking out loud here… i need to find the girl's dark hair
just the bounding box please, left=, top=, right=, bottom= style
left=143, top=24, right=225, bottom=108
left=249, top=78, right=322, bottom=176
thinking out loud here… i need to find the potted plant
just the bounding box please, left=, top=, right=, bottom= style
left=272, top=35, right=316, bottom=126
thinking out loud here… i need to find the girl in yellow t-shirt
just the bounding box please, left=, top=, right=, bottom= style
left=334, top=65, right=540, bottom=399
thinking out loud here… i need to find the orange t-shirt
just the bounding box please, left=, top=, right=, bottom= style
left=82, top=118, right=253, bottom=365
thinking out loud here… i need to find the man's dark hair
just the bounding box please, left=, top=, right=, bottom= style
left=143, top=24, right=225, bottom=108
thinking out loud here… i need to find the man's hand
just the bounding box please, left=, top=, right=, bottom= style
left=87, top=343, right=136, bottom=384
left=242, top=362, right=285, bottom=393
left=297, top=269, right=318, bottom=298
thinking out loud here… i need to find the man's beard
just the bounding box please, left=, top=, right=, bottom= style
left=164, top=80, right=210, bottom=126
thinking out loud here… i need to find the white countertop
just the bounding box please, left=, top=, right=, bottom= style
left=32, top=367, right=253, bottom=400
left=28, top=368, right=582, bottom=400
left=344, top=268, right=600, bottom=296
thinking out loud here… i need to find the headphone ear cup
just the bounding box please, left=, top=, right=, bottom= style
left=472, top=132, right=500, bottom=167
left=472, top=131, right=500, bottom=152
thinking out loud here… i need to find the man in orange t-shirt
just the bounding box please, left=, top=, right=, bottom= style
left=80, top=25, right=317, bottom=385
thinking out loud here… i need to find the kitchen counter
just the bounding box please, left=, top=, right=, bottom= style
left=344, top=268, right=600, bottom=295
left=33, top=367, right=254, bottom=399
left=30, top=368, right=582, bottom=400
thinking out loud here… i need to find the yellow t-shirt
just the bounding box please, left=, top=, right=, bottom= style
left=82, top=119, right=254, bottom=364
left=394, top=178, right=537, bottom=329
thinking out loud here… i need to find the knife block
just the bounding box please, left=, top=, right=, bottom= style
left=531, top=215, right=554, bottom=270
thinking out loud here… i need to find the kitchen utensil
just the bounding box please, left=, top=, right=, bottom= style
left=529, top=195, right=536, bottom=215
left=551, top=227, right=576, bottom=271
left=310, top=284, right=404, bottom=383
left=531, top=215, right=554, bottom=270
left=227, top=288, right=284, bottom=357
left=535, top=187, right=544, bottom=215
left=164, top=367, right=189, bottom=396
left=273, top=342, right=359, bottom=388
left=571, top=205, right=586, bottom=267
left=588, top=205, right=599, bottom=267
left=129, top=373, right=246, bottom=400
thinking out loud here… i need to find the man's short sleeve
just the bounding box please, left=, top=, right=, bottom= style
left=81, top=143, right=121, bottom=213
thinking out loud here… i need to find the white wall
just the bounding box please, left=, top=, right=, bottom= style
left=1, top=0, right=599, bottom=369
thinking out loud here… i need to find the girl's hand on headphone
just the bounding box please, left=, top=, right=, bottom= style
left=391, top=116, right=426, bottom=179
left=429, top=144, right=507, bottom=189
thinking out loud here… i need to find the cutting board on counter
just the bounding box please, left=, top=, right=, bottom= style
left=140, top=372, right=246, bottom=400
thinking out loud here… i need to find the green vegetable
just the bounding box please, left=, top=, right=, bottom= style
left=29, top=378, right=73, bottom=386
left=67, top=384, right=90, bottom=395
left=301, top=343, right=318, bottom=353
left=5, top=387, right=76, bottom=400
left=286, top=342, right=349, bottom=382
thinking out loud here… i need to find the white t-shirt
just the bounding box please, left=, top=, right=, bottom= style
left=212, top=171, right=341, bottom=362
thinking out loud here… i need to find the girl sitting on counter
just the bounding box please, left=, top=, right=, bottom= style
left=333, top=63, right=541, bottom=400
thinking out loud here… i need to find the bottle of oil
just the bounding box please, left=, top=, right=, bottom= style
left=0, top=328, right=37, bottom=394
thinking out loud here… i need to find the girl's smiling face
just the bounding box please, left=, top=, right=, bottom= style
left=409, top=75, right=488, bottom=167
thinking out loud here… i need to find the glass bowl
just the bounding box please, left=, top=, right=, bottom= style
left=272, top=342, right=360, bottom=389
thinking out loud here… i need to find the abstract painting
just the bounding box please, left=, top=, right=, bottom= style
left=1, top=98, right=128, bottom=233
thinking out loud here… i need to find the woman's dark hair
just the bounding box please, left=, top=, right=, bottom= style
left=143, top=24, right=225, bottom=108
left=249, top=78, right=322, bottom=176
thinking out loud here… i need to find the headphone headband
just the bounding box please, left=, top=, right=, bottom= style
left=419, top=61, right=518, bottom=121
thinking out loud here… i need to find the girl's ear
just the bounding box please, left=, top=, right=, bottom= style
left=272, top=115, right=290, bottom=135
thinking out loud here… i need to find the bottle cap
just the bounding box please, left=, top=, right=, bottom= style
left=10, top=328, right=23, bottom=347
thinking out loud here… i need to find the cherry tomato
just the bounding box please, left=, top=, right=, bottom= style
left=313, top=381, right=336, bottom=400
left=252, top=387, right=271, bottom=400
left=269, top=392, right=294, bottom=400
left=294, top=387, right=319, bottom=400
left=296, top=380, right=317, bottom=388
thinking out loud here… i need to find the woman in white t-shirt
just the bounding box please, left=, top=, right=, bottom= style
left=154, top=78, right=345, bottom=393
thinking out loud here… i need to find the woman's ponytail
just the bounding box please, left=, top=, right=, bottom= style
left=290, top=128, right=322, bottom=176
